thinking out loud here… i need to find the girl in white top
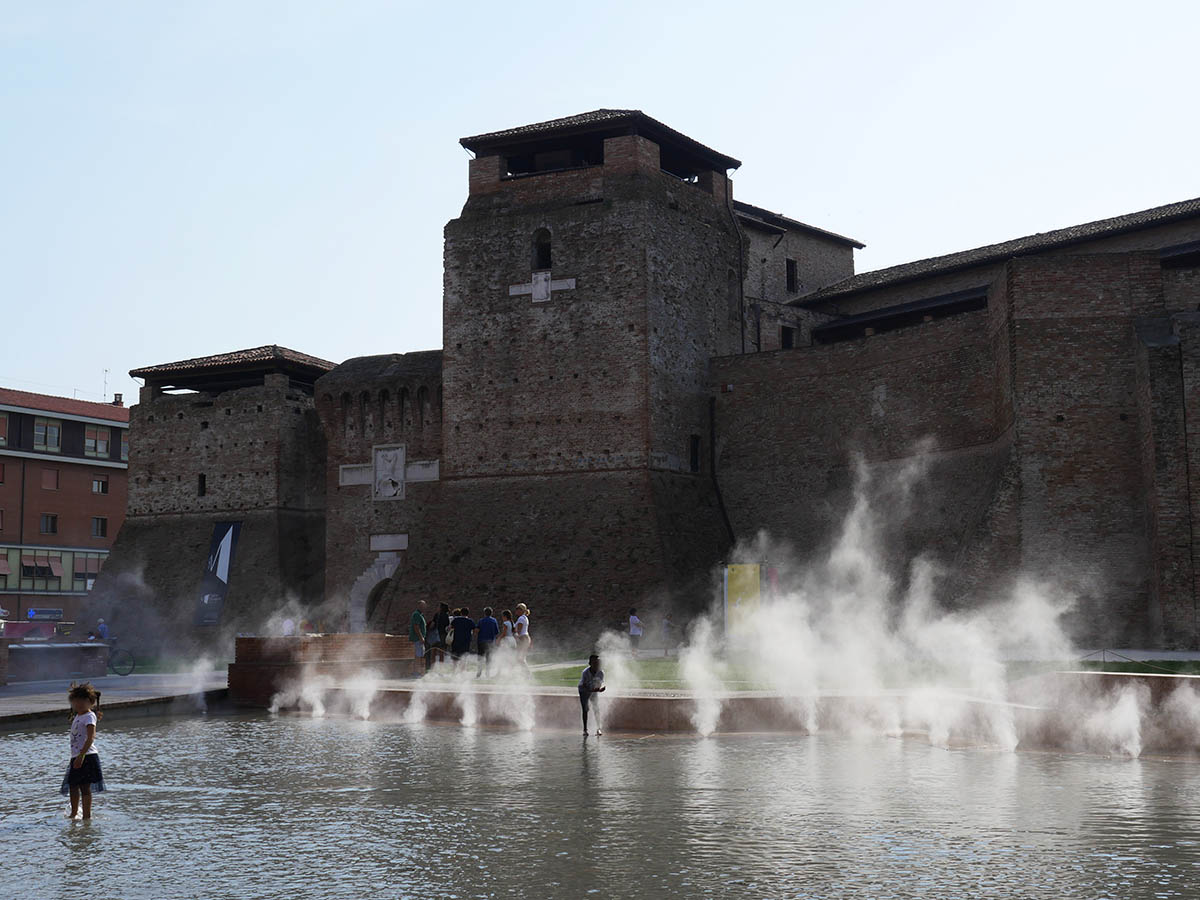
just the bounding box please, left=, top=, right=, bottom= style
left=61, top=682, right=106, bottom=819
left=500, top=610, right=517, bottom=649
left=514, top=603, right=532, bottom=666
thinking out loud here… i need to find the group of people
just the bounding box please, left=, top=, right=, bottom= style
left=408, top=600, right=531, bottom=675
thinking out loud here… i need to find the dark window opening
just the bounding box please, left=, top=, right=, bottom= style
left=532, top=229, right=552, bottom=271
left=689, top=435, right=702, bottom=474
left=198, top=473, right=207, bottom=497
left=781, top=326, right=796, bottom=349
left=504, top=137, right=604, bottom=176
left=40, top=514, right=58, bottom=534
left=92, top=517, right=108, bottom=538
left=785, top=258, right=798, bottom=293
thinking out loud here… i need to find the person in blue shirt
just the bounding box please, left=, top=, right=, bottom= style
left=475, top=607, right=500, bottom=678
left=450, top=607, right=476, bottom=662
left=96, top=619, right=109, bottom=641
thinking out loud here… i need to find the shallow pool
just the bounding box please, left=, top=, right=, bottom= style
left=4, top=712, right=1200, bottom=898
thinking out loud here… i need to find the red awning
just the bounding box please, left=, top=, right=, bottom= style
left=0, top=558, right=10, bottom=576
left=34, top=555, right=50, bottom=568
left=21, top=555, right=36, bottom=568
left=74, top=557, right=88, bottom=574
left=48, top=558, right=63, bottom=577
left=90, top=557, right=103, bottom=574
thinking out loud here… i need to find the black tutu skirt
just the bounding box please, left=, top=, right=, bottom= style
left=60, top=755, right=106, bottom=794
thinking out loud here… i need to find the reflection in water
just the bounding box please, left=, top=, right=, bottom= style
left=4, top=713, right=1200, bottom=898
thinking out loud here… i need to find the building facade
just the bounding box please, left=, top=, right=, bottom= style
left=0, top=388, right=130, bottom=626
left=90, top=347, right=332, bottom=644
left=100, top=110, right=1200, bottom=648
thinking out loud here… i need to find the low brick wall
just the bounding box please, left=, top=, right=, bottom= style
left=228, top=633, right=421, bottom=706
left=6, top=642, right=108, bottom=682
left=0, top=638, right=9, bottom=686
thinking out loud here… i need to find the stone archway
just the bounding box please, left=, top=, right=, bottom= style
left=347, top=553, right=402, bottom=632
left=364, top=579, right=391, bottom=629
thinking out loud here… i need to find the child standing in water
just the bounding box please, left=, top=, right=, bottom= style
left=578, top=654, right=606, bottom=736
left=62, top=683, right=105, bottom=820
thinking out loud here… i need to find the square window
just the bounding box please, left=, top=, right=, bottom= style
left=121, top=432, right=129, bottom=461
left=92, top=474, right=109, bottom=494
left=40, top=514, right=58, bottom=534
left=34, top=417, right=62, bottom=452
left=41, top=468, right=59, bottom=490
left=85, top=425, right=111, bottom=458
left=91, top=517, right=108, bottom=538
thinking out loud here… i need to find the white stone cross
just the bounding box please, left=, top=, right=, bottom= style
left=509, top=270, right=577, bottom=303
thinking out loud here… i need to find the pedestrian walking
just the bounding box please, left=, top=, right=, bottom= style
left=475, top=607, right=499, bottom=677
left=628, top=607, right=643, bottom=657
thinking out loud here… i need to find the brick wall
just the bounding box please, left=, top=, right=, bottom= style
left=315, top=352, right=443, bottom=614
left=712, top=251, right=1200, bottom=647
left=712, top=306, right=1006, bottom=577
left=92, top=375, right=326, bottom=650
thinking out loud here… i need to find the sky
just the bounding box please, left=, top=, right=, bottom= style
left=3, top=0, right=1199, bottom=405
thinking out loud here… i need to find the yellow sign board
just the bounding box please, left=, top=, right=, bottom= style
left=724, top=564, right=761, bottom=634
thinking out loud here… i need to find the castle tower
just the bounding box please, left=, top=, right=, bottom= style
left=376, top=110, right=744, bottom=630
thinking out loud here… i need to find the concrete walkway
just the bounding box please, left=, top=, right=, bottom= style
left=0, top=671, right=228, bottom=727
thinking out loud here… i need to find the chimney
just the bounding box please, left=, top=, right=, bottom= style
left=112, top=393, right=124, bottom=407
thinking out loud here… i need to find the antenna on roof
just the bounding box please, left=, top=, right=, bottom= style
left=103, top=368, right=109, bottom=401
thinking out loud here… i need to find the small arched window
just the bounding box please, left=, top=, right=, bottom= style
left=399, top=387, right=410, bottom=431
left=532, top=228, right=552, bottom=271
left=341, top=393, right=353, bottom=439
left=359, top=391, right=371, bottom=434
left=436, top=385, right=444, bottom=423
left=379, top=389, right=390, bottom=430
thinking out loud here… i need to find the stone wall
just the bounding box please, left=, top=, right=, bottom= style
left=93, top=374, right=326, bottom=650
left=712, top=251, right=1200, bottom=647
left=316, top=352, right=443, bottom=629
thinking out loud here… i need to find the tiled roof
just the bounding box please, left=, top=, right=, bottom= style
left=796, top=195, right=1200, bottom=306
left=460, top=108, right=741, bottom=170
left=0, top=387, right=130, bottom=423
left=734, top=200, right=864, bottom=249
left=130, top=345, right=337, bottom=378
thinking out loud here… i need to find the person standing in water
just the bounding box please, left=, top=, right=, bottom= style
left=578, top=654, right=606, bottom=736
left=62, top=683, right=105, bottom=820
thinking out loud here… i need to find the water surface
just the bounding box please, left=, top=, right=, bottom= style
left=4, top=712, right=1199, bottom=898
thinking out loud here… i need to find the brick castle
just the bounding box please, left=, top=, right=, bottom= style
left=94, top=110, right=1200, bottom=649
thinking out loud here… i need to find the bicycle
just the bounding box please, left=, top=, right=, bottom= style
left=106, top=638, right=135, bottom=677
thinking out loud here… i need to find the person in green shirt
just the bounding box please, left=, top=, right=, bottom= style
left=409, top=600, right=428, bottom=669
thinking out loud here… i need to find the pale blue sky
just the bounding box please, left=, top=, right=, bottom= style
left=3, top=1, right=1198, bottom=404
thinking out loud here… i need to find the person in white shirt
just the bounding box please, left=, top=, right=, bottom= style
left=628, top=607, right=644, bottom=658
left=514, top=603, right=532, bottom=667
left=61, top=682, right=105, bottom=819
left=578, top=654, right=606, bottom=736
